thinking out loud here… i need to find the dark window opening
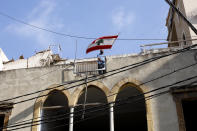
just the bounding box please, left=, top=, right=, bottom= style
left=183, top=33, right=187, bottom=45
left=0, top=114, right=5, bottom=131
left=177, top=7, right=180, bottom=22
left=41, top=90, right=69, bottom=131
left=115, top=86, right=147, bottom=131
left=74, top=86, right=108, bottom=131
left=182, top=100, right=197, bottom=131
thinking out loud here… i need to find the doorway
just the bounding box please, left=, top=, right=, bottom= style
left=41, top=90, right=69, bottom=131
left=114, top=85, right=147, bottom=131
left=74, top=86, right=109, bottom=131
left=182, top=100, right=197, bottom=131
left=0, top=114, right=5, bottom=131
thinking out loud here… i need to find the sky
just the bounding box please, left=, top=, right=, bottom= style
left=0, top=0, right=169, bottom=60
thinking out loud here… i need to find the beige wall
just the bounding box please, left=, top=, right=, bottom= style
left=1, top=49, right=197, bottom=131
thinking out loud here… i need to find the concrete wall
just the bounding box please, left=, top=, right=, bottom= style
left=1, top=50, right=197, bottom=131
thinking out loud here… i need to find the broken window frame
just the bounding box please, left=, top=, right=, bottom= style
left=171, top=86, right=197, bottom=131
left=0, top=103, right=13, bottom=131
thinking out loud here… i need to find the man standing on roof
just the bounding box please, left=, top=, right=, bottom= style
left=97, top=50, right=105, bottom=74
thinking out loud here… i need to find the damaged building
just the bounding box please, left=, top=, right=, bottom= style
left=0, top=0, right=197, bottom=131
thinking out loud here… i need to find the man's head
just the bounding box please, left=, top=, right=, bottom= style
left=99, top=49, right=104, bottom=55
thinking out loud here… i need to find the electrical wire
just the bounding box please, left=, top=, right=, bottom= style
left=3, top=90, right=176, bottom=131
left=1, top=11, right=196, bottom=41
left=6, top=61, right=197, bottom=128
left=0, top=39, right=196, bottom=129
left=0, top=41, right=196, bottom=105
left=5, top=80, right=197, bottom=131
left=5, top=79, right=196, bottom=131
left=0, top=6, right=196, bottom=131
left=4, top=77, right=197, bottom=130
left=0, top=12, right=95, bottom=40
left=4, top=51, right=197, bottom=130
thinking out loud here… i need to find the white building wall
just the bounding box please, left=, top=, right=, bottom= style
left=2, top=50, right=53, bottom=71
left=0, top=48, right=9, bottom=70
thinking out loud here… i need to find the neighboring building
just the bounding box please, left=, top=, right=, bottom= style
left=1, top=50, right=64, bottom=71
left=166, top=0, right=197, bottom=47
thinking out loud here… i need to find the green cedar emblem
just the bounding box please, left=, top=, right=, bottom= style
left=96, top=39, right=104, bottom=45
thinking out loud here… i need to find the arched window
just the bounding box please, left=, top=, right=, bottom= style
left=74, top=86, right=108, bottom=131
left=114, top=85, right=147, bottom=131
left=41, top=90, right=69, bottom=131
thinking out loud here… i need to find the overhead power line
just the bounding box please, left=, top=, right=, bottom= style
left=6, top=61, right=197, bottom=129
left=0, top=12, right=95, bottom=40
left=0, top=41, right=196, bottom=105
left=0, top=11, right=167, bottom=40
left=1, top=42, right=197, bottom=130
left=1, top=11, right=195, bottom=41
left=5, top=90, right=170, bottom=131
left=11, top=52, right=197, bottom=105
left=4, top=72, right=197, bottom=130
left=4, top=79, right=197, bottom=131
left=1, top=10, right=197, bottom=43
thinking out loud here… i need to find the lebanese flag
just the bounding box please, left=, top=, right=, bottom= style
left=86, top=35, right=118, bottom=54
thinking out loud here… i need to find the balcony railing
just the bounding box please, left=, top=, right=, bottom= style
left=74, top=59, right=106, bottom=75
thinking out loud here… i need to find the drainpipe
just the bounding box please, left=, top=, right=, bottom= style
left=109, top=103, right=114, bottom=131
left=69, top=107, right=74, bottom=131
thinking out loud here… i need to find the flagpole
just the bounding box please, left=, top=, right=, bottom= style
left=74, top=40, right=78, bottom=73
left=74, top=40, right=78, bottom=64
left=111, top=33, right=119, bottom=46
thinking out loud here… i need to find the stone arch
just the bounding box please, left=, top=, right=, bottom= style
left=109, top=77, right=153, bottom=131
left=32, top=84, right=72, bottom=131
left=71, top=81, right=110, bottom=107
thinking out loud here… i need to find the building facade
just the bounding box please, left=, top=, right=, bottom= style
left=0, top=0, right=197, bottom=131
left=0, top=48, right=197, bottom=131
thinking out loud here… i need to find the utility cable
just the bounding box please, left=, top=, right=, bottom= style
left=3, top=89, right=177, bottom=131
left=4, top=77, right=197, bottom=130
left=0, top=41, right=196, bottom=105
left=6, top=61, right=197, bottom=127
left=5, top=80, right=195, bottom=131
left=1, top=11, right=196, bottom=41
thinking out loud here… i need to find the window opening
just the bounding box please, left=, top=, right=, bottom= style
left=183, top=33, right=187, bottom=46
left=0, top=103, right=13, bottom=131
left=74, top=86, right=108, bottom=131
left=41, top=90, right=69, bottom=131
left=115, top=86, right=147, bottom=131
left=182, top=100, right=197, bottom=131
left=0, top=114, right=5, bottom=131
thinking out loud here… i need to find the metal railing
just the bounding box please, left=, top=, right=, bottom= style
left=74, top=59, right=106, bottom=75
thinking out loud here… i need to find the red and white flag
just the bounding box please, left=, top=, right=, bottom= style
left=86, top=35, right=118, bottom=54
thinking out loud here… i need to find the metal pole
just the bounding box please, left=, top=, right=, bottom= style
left=74, top=40, right=78, bottom=65
left=165, top=0, right=197, bottom=35
left=109, top=103, right=115, bottom=131
left=69, top=107, right=74, bottom=131
left=82, top=73, right=88, bottom=119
